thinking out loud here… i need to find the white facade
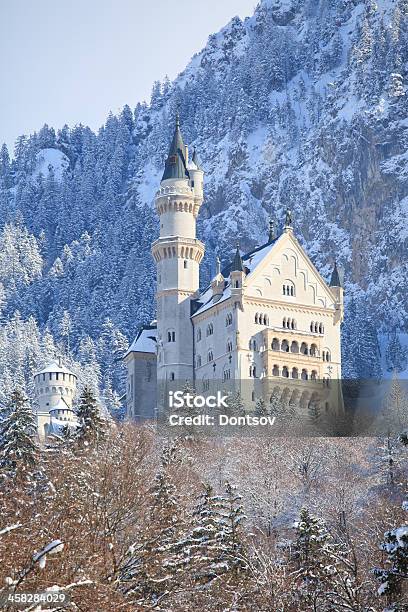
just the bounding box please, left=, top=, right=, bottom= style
left=126, top=118, right=344, bottom=418
left=34, top=358, right=78, bottom=439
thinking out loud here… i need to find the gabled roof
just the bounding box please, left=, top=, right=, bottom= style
left=125, top=324, right=157, bottom=357
left=162, top=114, right=190, bottom=181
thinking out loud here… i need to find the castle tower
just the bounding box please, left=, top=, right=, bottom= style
left=151, top=115, right=205, bottom=382
left=34, top=358, right=77, bottom=439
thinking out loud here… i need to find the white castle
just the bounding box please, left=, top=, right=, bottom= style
left=34, top=358, right=78, bottom=440
left=125, top=116, right=344, bottom=419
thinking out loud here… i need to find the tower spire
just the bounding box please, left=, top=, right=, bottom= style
left=330, top=261, right=342, bottom=287
left=231, top=243, right=244, bottom=272
left=162, top=113, right=189, bottom=181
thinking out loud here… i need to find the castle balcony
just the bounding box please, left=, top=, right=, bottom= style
left=156, top=185, right=195, bottom=197
left=152, top=236, right=205, bottom=263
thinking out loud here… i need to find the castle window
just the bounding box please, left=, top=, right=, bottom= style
left=208, top=351, right=213, bottom=363
left=226, top=313, right=232, bottom=326
left=282, top=366, right=289, bottom=378
left=207, top=323, right=214, bottom=336
left=283, top=281, right=295, bottom=297
left=170, top=372, right=175, bottom=381
left=322, top=349, right=331, bottom=362
left=197, top=328, right=201, bottom=342
left=196, top=355, right=202, bottom=368
left=311, top=370, right=318, bottom=380
left=272, top=364, right=279, bottom=376
left=291, top=340, right=299, bottom=353
left=292, top=367, right=299, bottom=379
left=255, top=313, right=259, bottom=324
left=272, top=338, right=280, bottom=351
left=234, top=280, right=239, bottom=288
left=249, top=364, right=257, bottom=378
left=281, top=339, right=290, bottom=352
left=184, top=260, right=188, bottom=269
left=167, top=330, right=176, bottom=342
left=310, top=344, right=318, bottom=357
left=42, top=373, right=45, bottom=381
left=227, top=340, right=233, bottom=353
left=301, top=369, right=308, bottom=380
left=223, top=369, right=231, bottom=381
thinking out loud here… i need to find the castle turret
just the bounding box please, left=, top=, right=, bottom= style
left=34, top=358, right=77, bottom=439
left=151, top=115, right=205, bottom=382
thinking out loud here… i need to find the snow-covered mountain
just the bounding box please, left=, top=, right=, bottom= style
left=0, top=0, right=407, bottom=399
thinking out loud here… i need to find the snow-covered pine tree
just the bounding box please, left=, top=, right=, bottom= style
left=386, top=330, right=408, bottom=373
left=119, top=449, right=185, bottom=607
left=374, top=501, right=408, bottom=610
left=75, top=386, right=107, bottom=447
left=291, top=507, right=338, bottom=608
left=0, top=389, right=38, bottom=478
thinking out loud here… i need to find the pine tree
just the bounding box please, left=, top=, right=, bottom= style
left=374, top=501, right=408, bottom=610
left=0, top=389, right=38, bottom=477
left=386, top=330, right=408, bottom=373
left=76, top=386, right=107, bottom=446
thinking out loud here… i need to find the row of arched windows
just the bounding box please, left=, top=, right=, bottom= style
left=322, top=350, right=331, bottom=362
left=223, top=369, right=231, bottom=381
left=271, top=338, right=322, bottom=357
left=310, top=321, right=324, bottom=334
left=255, top=313, right=269, bottom=325
left=167, top=330, right=176, bottom=342
left=283, top=317, right=296, bottom=330
left=249, top=339, right=258, bottom=351
left=271, top=365, right=318, bottom=380
left=36, top=372, right=75, bottom=383
left=38, top=386, right=74, bottom=396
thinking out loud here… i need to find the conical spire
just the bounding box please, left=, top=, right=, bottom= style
left=330, top=261, right=342, bottom=287
left=231, top=244, right=244, bottom=272
left=162, top=113, right=189, bottom=181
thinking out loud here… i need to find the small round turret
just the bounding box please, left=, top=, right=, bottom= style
left=34, top=358, right=77, bottom=412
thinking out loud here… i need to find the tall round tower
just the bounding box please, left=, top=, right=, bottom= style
left=151, top=115, right=205, bottom=382
left=34, top=358, right=77, bottom=439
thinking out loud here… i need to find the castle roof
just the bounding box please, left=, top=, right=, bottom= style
left=231, top=245, right=244, bottom=272
left=193, top=237, right=279, bottom=317
left=124, top=324, right=157, bottom=357
left=35, top=359, right=76, bottom=378
left=162, top=114, right=190, bottom=181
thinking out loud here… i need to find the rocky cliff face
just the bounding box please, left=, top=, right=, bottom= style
left=132, top=0, right=407, bottom=336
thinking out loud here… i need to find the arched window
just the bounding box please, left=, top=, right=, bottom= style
left=249, top=364, right=257, bottom=378
left=207, top=323, right=214, bottom=336
left=184, top=260, right=188, bottom=269
left=170, top=372, right=175, bottom=381
left=292, top=367, right=299, bottom=379
left=310, top=344, right=318, bottom=357
left=291, top=319, right=296, bottom=330
left=255, top=313, right=259, bottom=324
left=272, top=364, right=279, bottom=376
left=234, top=280, right=239, bottom=288
left=226, top=313, right=232, bottom=326
left=272, top=338, right=280, bottom=351
left=311, top=370, right=318, bottom=380
left=227, top=340, right=233, bottom=353
left=283, top=281, right=295, bottom=297
left=282, top=366, right=289, bottom=378
left=208, top=350, right=213, bottom=362
left=281, top=339, right=290, bottom=352
left=310, top=322, right=314, bottom=332
left=322, top=349, right=331, bottom=362
left=300, top=342, right=308, bottom=355
left=301, top=369, right=308, bottom=380
left=291, top=340, right=299, bottom=353
left=197, top=328, right=201, bottom=342
left=283, top=317, right=286, bottom=328
left=314, top=323, right=319, bottom=333
left=196, top=355, right=202, bottom=368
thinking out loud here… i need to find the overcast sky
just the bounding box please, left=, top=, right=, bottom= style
left=0, top=0, right=256, bottom=152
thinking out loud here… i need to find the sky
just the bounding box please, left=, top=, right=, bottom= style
left=0, top=0, right=256, bottom=153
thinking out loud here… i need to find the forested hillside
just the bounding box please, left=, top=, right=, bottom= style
left=0, top=0, right=407, bottom=407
